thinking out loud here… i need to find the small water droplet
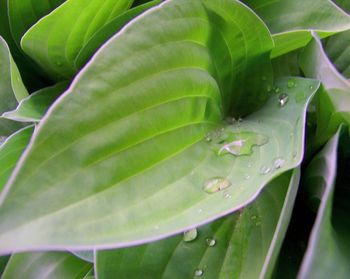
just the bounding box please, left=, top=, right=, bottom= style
left=218, top=139, right=246, bottom=156
left=183, top=228, right=198, bottom=242
left=274, top=157, right=285, bottom=169
left=251, top=215, right=257, bottom=220
left=245, top=174, right=251, bottom=180
left=274, top=87, right=281, bottom=94
left=309, top=85, right=314, bottom=90
left=204, top=134, right=212, bottom=142
left=260, top=166, right=271, bottom=175
left=224, top=193, right=232, bottom=199
left=292, top=151, right=297, bottom=158
left=206, top=238, right=216, bottom=247
left=225, top=117, right=237, bottom=125
left=197, top=208, right=203, bottom=214
left=287, top=79, right=296, bottom=88
left=194, top=269, right=204, bottom=277
left=278, top=93, right=289, bottom=107
left=204, top=177, right=231, bottom=194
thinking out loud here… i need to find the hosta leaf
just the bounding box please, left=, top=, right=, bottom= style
left=298, top=128, right=350, bottom=279
left=21, top=0, right=133, bottom=80
left=299, top=33, right=350, bottom=149
left=75, top=0, right=161, bottom=69
left=2, top=82, right=69, bottom=123
left=0, top=36, right=27, bottom=136
left=8, top=0, right=65, bottom=47
left=96, top=169, right=300, bottom=279
left=324, top=30, right=350, bottom=78
left=2, top=252, right=92, bottom=279
left=0, top=0, right=316, bottom=253
left=243, top=0, right=350, bottom=57
left=0, top=126, right=34, bottom=192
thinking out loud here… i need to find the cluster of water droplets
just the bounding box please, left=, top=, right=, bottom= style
left=259, top=157, right=286, bottom=175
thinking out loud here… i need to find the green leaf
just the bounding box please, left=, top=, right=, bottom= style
left=8, top=0, right=65, bottom=47
left=95, top=169, right=300, bottom=279
left=2, top=82, right=69, bottom=123
left=324, top=30, right=350, bottom=78
left=298, top=128, right=350, bottom=279
left=242, top=0, right=350, bottom=57
left=70, top=251, right=94, bottom=263
left=0, top=126, right=34, bottom=192
left=21, top=0, right=134, bottom=80
left=299, top=33, right=350, bottom=149
left=0, top=0, right=317, bottom=254
left=1, top=252, right=92, bottom=279
left=75, top=0, right=162, bottom=69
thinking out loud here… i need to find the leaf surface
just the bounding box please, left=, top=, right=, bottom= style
left=298, top=128, right=350, bottom=279
left=96, top=170, right=300, bottom=279
left=2, top=252, right=92, bottom=279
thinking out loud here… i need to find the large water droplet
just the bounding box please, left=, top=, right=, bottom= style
left=206, top=238, right=216, bottom=247
left=287, top=79, right=296, bottom=88
left=309, top=85, right=314, bottom=90
left=259, top=166, right=271, bottom=175
left=204, top=177, right=231, bottom=194
left=278, top=93, right=289, bottom=107
left=194, top=269, right=204, bottom=277
left=274, top=157, right=285, bottom=169
left=183, top=228, right=198, bottom=242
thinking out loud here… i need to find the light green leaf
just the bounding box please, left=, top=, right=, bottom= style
left=0, top=0, right=316, bottom=254
left=299, top=33, right=350, bottom=149
left=75, top=0, right=161, bottom=69
left=2, top=252, right=92, bottom=279
left=0, top=126, right=34, bottom=192
left=242, top=0, right=350, bottom=57
left=2, top=82, right=69, bottom=123
left=96, top=169, right=300, bottom=279
left=70, top=251, right=94, bottom=263
left=8, top=0, right=65, bottom=47
left=21, top=0, right=134, bottom=80
left=298, top=128, right=350, bottom=279
left=324, top=30, right=350, bottom=78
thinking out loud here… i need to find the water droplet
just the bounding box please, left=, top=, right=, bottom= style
left=292, top=151, right=297, bottom=158
left=224, top=193, right=232, bottom=199
left=194, top=269, right=204, bottom=277
left=245, top=174, right=251, bottom=180
left=287, top=79, right=296, bottom=88
left=260, top=166, right=271, bottom=175
left=251, top=215, right=257, bottom=220
left=203, top=177, right=231, bottom=194
left=206, top=238, right=216, bottom=247
left=225, top=117, right=237, bottom=125
left=309, top=85, right=314, bottom=90
left=183, top=228, right=197, bottom=242
left=204, top=134, right=212, bottom=142
left=197, top=208, right=203, bottom=214
left=278, top=93, right=289, bottom=107
left=274, top=87, right=281, bottom=94
left=274, top=157, right=285, bottom=169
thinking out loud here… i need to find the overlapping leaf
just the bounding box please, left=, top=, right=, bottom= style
left=96, top=170, right=300, bottom=279
left=298, top=128, right=350, bottom=279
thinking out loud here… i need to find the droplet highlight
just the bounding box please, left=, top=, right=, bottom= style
left=274, top=157, right=285, bottom=169
left=203, top=177, right=232, bottom=194
left=278, top=93, right=289, bottom=107
left=259, top=166, right=271, bottom=175
left=287, top=79, right=296, bottom=88
left=194, top=269, right=204, bottom=277
left=183, top=228, right=198, bottom=242
left=206, top=238, right=216, bottom=247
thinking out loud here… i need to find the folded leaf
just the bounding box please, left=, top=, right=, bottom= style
left=298, top=128, right=350, bottom=279
left=2, top=82, right=69, bottom=123
left=21, top=0, right=134, bottom=80
left=2, top=252, right=92, bottom=279
left=96, top=169, right=300, bottom=279
left=242, top=0, right=350, bottom=57
left=0, top=126, right=34, bottom=192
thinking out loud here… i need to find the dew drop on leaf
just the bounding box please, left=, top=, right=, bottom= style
left=203, top=177, right=231, bottom=194
left=274, top=87, right=281, bottom=94
left=206, top=238, right=216, bottom=247
left=259, top=166, right=271, bottom=175
left=287, top=78, right=296, bottom=88
left=274, top=157, right=285, bottom=169
left=183, top=228, right=198, bottom=242
left=278, top=93, right=289, bottom=107
left=194, top=269, right=204, bottom=277
left=224, top=193, right=231, bottom=199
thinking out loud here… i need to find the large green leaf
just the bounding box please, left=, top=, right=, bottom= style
left=299, top=33, right=350, bottom=150
left=324, top=30, right=350, bottom=78
left=0, top=126, right=34, bottom=192
left=21, top=0, right=134, bottom=80
left=74, top=0, right=161, bottom=69
left=2, top=82, right=69, bottom=123
left=0, top=0, right=317, bottom=254
left=2, top=252, right=92, bottom=279
left=8, top=0, right=65, bottom=47
left=0, top=36, right=27, bottom=136
left=298, top=128, right=350, bottom=279
left=243, top=0, right=350, bottom=57
left=96, top=169, right=300, bottom=279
